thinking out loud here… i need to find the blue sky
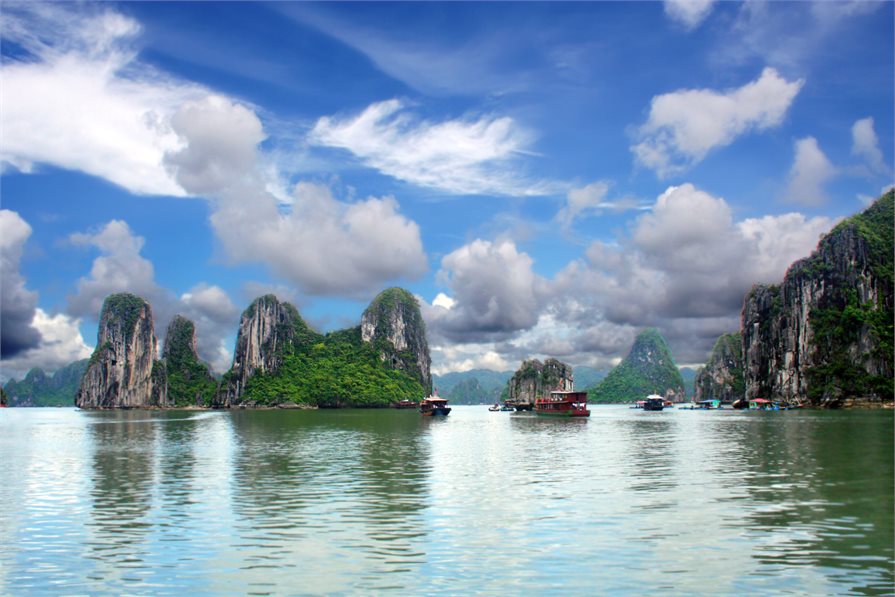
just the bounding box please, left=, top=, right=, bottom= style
left=1, top=1, right=892, bottom=381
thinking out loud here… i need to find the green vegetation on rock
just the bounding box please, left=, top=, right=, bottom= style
left=241, top=326, right=425, bottom=407
left=163, top=316, right=218, bottom=407
left=806, top=192, right=894, bottom=403
left=3, top=360, right=89, bottom=407
left=587, top=329, right=684, bottom=403
left=101, top=293, right=149, bottom=345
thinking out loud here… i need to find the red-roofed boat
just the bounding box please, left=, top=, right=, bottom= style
left=534, top=390, right=590, bottom=417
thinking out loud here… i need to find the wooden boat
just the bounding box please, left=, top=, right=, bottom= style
left=394, top=399, right=419, bottom=409
left=488, top=403, right=501, bottom=412
left=534, top=390, right=590, bottom=417
left=643, top=394, right=665, bottom=411
left=420, top=393, right=451, bottom=416
left=749, top=398, right=780, bottom=411
left=500, top=403, right=514, bottom=411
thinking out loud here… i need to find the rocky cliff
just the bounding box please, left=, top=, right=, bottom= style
left=588, top=328, right=685, bottom=403
left=163, top=315, right=218, bottom=407
left=742, top=191, right=893, bottom=406
left=505, top=358, right=573, bottom=406
left=361, top=288, right=432, bottom=393
left=220, top=295, right=319, bottom=405
left=3, top=359, right=88, bottom=407
left=693, top=333, right=745, bottom=403
left=76, top=293, right=166, bottom=408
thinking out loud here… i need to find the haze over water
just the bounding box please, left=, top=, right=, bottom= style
left=1, top=406, right=892, bottom=595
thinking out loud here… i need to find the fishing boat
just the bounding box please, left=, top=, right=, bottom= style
left=488, top=403, right=501, bottom=412
left=643, top=394, right=665, bottom=411
left=394, top=399, right=419, bottom=409
left=420, top=393, right=451, bottom=417
left=500, top=403, right=514, bottom=411
left=749, top=398, right=780, bottom=411
left=534, top=390, right=590, bottom=417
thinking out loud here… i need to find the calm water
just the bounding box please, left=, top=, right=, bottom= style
left=0, top=406, right=892, bottom=595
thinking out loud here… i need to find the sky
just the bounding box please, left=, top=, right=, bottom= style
left=0, top=0, right=893, bottom=382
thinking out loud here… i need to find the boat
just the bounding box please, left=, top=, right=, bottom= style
left=420, top=393, right=451, bottom=417
left=630, top=400, right=645, bottom=409
left=643, top=394, right=665, bottom=411
left=680, top=399, right=722, bottom=410
left=500, top=403, right=514, bottom=411
left=394, top=399, right=419, bottom=409
left=749, top=398, right=780, bottom=411
left=534, top=390, right=590, bottom=417
left=488, top=403, right=501, bottom=412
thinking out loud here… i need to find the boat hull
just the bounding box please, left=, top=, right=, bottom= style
left=534, top=409, right=590, bottom=417
left=421, top=407, right=451, bottom=417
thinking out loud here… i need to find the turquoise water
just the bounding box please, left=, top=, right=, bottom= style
left=0, top=406, right=892, bottom=594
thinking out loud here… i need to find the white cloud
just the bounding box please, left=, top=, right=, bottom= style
left=851, top=117, right=888, bottom=175
left=424, top=239, right=546, bottom=343
left=164, top=96, right=267, bottom=196
left=550, top=183, right=835, bottom=363
left=0, top=309, right=93, bottom=383
left=178, top=284, right=239, bottom=373
left=664, top=0, right=717, bottom=30
left=163, top=96, right=428, bottom=296
left=785, top=137, right=837, bottom=206
left=0, top=3, right=207, bottom=196
left=67, top=220, right=165, bottom=320
left=310, top=99, right=550, bottom=196
left=0, top=210, right=42, bottom=357
left=632, top=68, right=804, bottom=177
left=209, top=182, right=427, bottom=297
left=555, top=181, right=644, bottom=227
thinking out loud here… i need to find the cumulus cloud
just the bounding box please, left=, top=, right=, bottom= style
left=785, top=137, right=837, bottom=206
left=851, top=117, right=888, bottom=175
left=178, top=284, right=239, bottom=373
left=424, top=239, right=547, bottom=344
left=67, top=220, right=166, bottom=320
left=164, top=96, right=428, bottom=297
left=66, top=219, right=239, bottom=371
left=632, top=68, right=804, bottom=177
left=551, top=184, right=835, bottom=362
left=0, top=309, right=93, bottom=383
left=0, top=210, right=42, bottom=357
left=0, top=3, right=206, bottom=196
left=310, top=99, right=551, bottom=196
left=664, top=0, right=716, bottom=30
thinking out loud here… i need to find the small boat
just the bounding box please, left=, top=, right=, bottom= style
left=630, top=400, right=645, bottom=409
left=394, top=399, right=419, bottom=409
left=643, top=394, right=665, bottom=411
left=420, top=393, right=451, bottom=417
left=680, top=399, right=722, bottom=410
left=534, top=390, right=590, bottom=417
left=488, top=403, right=501, bottom=412
left=500, top=403, right=514, bottom=411
left=749, top=398, right=780, bottom=411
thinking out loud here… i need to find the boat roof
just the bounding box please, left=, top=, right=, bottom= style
left=646, top=394, right=664, bottom=400
left=750, top=398, right=771, bottom=403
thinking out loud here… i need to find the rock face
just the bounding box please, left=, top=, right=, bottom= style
left=589, top=328, right=685, bottom=403
left=220, top=295, right=318, bottom=405
left=361, top=288, right=432, bottom=393
left=162, top=315, right=217, bottom=407
left=3, top=359, right=89, bottom=407
left=76, top=293, right=166, bottom=408
left=505, top=358, right=573, bottom=406
left=693, top=333, right=745, bottom=403
left=742, top=192, right=893, bottom=406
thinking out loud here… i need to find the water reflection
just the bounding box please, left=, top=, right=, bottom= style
left=226, top=409, right=430, bottom=593
left=85, top=411, right=159, bottom=588
left=737, top=411, right=894, bottom=593
left=0, top=406, right=891, bottom=595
